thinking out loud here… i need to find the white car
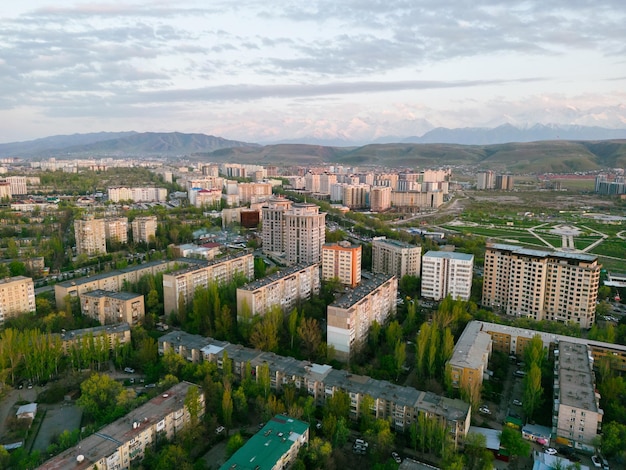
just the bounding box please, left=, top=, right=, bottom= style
left=513, top=399, right=522, bottom=406
left=124, top=367, right=135, bottom=373
left=391, top=452, right=402, bottom=464
left=479, top=406, right=491, bottom=415
left=544, top=448, right=558, bottom=455
left=591, top=455, right=602, bottom=468
left=215, top=426, right=225, bottom=434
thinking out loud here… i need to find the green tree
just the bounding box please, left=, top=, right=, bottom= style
left=464, top=432, right=494, bottom=470
left=601, top=421, right=626, bottom=458
left=523, top=363, right=543, bottom=419
left=499, top=427, right=530, bottom=460
left=156, top=445, right=193, bottom=470
left=77, top=373, right=124, bottom=422
left=184, top=385, right=202, bottom=427
left=297, top=317, right=322, bottom=359
left=250, top=307, right=281, bottom=352
left=222, top=381, right=234, bottom=428
left=394, top=340, right=406, bottom=381
left=226, top=433, right=245, bottom=457
left=287, top=308, right=299, bottom=351
left=385, top=320, right=402, bottom=348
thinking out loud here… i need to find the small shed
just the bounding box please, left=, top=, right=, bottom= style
left=16, top=403, right=37, bottom=420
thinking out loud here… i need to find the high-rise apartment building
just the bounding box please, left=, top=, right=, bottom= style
left=131, top=216, right=158, bottom=244
left=0, top=181, right=11, bottom=200
left=327, top=273, right=397, bottom=361
left=342, top=184, right=369, bottom=209
left=421, top=251, right=474, bottom=301
left=482, top=243, right=601, bottom=328
left=319, top=173, right=337, bottom=194
left=369, top=186, right=392, bottom=211
left=284, top=203, right=326, bottom=265
left=74, top=216, right=107, bottom=256
left=322, top=241, right=362, bottom=287
left=476, top=171, right=495, bottom=190
left=107, top=186, right=167, bottom=203
left=372, top=237, right=421, bottom=279
left=261, top=196, right=293, bottom=254
left=104, top=217, right=128, bottom=244
left=495, top=174, right=514, bottom=191
left=0, top=276, right=36, bottom=324
left=304, top=172, right=321, bottom=193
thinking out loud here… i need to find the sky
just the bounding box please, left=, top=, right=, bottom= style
left=1, top=0, right=625, bottom=144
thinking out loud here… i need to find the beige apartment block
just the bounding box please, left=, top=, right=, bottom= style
left=74, top=216, right=107, bottom=256
left=421, top=251, right=474, bottom=301
left=104, top=217, right=128, bottom=244
left=4, top=176, right=28, bottom=195
left=322, top=241, right=362, bottom=287
left=236, top=263, right=320, bottom=319
left=284, top=203, right=326, bottom=265
left=447, top=321, right=493, bottom=390
left=163, top=253, right=254, bottom=315
left=107, top=186, right=167, bottom=203
left=342, top=184, right=369, bottom=209
left=39, top=381, right=204, bottom=470
left=391, top=190, right=444, bottom=211
left=157, top=331, right=470, bottom=445
left=369, top=186, right=392, bottom=211
left=0, top=181, right=11, bottom=199
left=372, top=236, right=421, bottom=279
left=237, top=182, right=272, bottom=204
left=553, top=341, right=602, bottom=451
left=80, top=290, right=145, bottom=326
left=261, top=196, right=293, bottom=254
left=327, top=273, right=397, bottom=361
left=0, top=276, right=36, bottom=324
left=482, top=243, right=601, bottom=328
left=58, top=323, right=132, bottom=355
left=131, top=216, right=157, bottom=244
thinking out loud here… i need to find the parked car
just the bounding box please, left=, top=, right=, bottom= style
left=124, top=367, right=135, bottom=373
left=479, top=406, right=491, bottom=414
left=591, top=455, right=602, bottom=468
left=544, top=448, right=558, bottom=455
left=391, top=452, right=402, bottom=464
left=215, top=426, right=225, bottom=434
left=513, top=399, right=522, bottom=406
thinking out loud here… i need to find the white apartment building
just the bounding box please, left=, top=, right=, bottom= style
left=304, top=172, right=321, bottom=193
left=284, top=203, right=326, bottom=265
left=327, top=273, right=397, bottom=361
left=74, top=216, right=107, bottom=256
left=391, top=190, right=444, bottom=211
left=107, top=186, right=167, bottom=203
left=236, top=263, right=320, bottom=318
left=40, top=381, right=204, bottom=470
left=4, top=176, right=28, bottom=195
left=322, top=241, right=362, bottom=287
left=421, top=251, right=474, bottom=301
left=131, top=216, right=157, bottom=244
left=0, top=276, right=36, bottom=324
left=104, top=217, right=128, bottom=244
left=163, top=253, right=254, bottom=315
left=482, top=244, right=601, bottom=329
left=0, top=181, right=11, bottom=199
left=319, top=173, right=337, bottom=194
left=261, top=196, right=293, bottom=254
left=372, top=236, right=421, bottom=279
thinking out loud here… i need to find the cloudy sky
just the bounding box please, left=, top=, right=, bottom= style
left=1, top=0, right=625, bottom=144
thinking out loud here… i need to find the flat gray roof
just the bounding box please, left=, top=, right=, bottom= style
left=238, top=263, right=317, bottom=291
left=81, top=290, right=142, bottom=301
left=449, top=321, right=491, bottom=370
left=330, top=272, right=395, bottom=309
left=487, top=243, right=597, bottom=263
left=423, top=250, right=474, bottom=261
left=557, top=341, right=599, bottom=412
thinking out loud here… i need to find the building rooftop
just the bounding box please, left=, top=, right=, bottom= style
left=220, top=415, right=309, bottom=470
left=556, top=341, right=599, bottom=412
left=372, top=236, right=419, bottom=250
left=330, top=272, right=395, bottom=309
left=238, top=263, right=317, bottom=291
left=487, top=243, right=598, bottom=263
left=449, top=321, right=492, bottom=370
left=58, top=322, right=130, bottom=342
left=165, top=252, right=252, bottom=278
left=80, top=290, right=143, bottom=301
left=0, top=275, right=32, bottom=285
left=40, top=381, right=199, bottom=470
left=423, top=250, right=474, bottom=261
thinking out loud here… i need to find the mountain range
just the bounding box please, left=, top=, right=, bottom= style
left=1, top=126, right=626, bottom=173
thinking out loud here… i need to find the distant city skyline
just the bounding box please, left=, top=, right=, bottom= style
left=1, top=1, right=625, bottom=144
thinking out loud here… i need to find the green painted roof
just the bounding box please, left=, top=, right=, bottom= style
left=220, top=415, right=309, bottom=470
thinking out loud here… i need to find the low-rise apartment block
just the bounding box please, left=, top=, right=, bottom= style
left=236, top=263, right=320, bottom=319
left=482, top=243, right=601, bottom=329
left=327, top=273, right=397, bottom=361
left=220, top=416, right=309, bottom=470
left=0, top=275, right=36, bottom=324
left=447, top=321, right=492, bottom=389
left=157, top=331, right=470, bottom=445
left=79, top=290, right=145, bottom=326
left=58, top=323, right=132, bottom=355
left=421, top=251, right=474, bottom=301
left=55, top=259, right=196, bottom=310
left=322, top=241, right=361, bottom=287
left=553, top=341, right=602, bottom=451
left=372, top=236, right=421, bottom=279
left=39, top=381, right=204, bottom=470
left=163, top=252, right=254, bottom=315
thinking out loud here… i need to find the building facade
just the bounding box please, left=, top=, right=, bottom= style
left=327, top=273, right=397, bottom=361
left=104, top=217, right=129, bottom=244
left=284, top=203, right=326, bottom=265
left=79, top=290, right=145, bottom=326
left=163, top=253, right=254, bottom=315
left=482, top=243, right=601, bottom=329
left=421, top=251, right=474, bottom=301
left=261, top=196, right=293, bottom=254
left=236, top=263, right=320, bottom=319
left=131, top=216, right=157, bottom=244
left=369, top=186, right=392, bottom=211
left=322, top=241, right=362, bottom=287
left=107, top=186, right=167, bottom=203
left=0, top=276, right=36, bottom=325
left=75, top=216, right=107, bottom=256
left=390, top=190, right=444, bottom=211
left=372, top=236, right=421, bottom=279
left=40, top=381, right=204, bottom=470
